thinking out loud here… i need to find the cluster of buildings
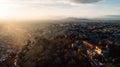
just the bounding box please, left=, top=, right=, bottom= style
left=0, top=22, right=120, bottom=67
left=40, top=22, right=120, bottom=67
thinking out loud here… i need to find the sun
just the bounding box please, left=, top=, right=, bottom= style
left=0, top=8, right=9, bottom=19
left=0, top=1, right=13, bottom=20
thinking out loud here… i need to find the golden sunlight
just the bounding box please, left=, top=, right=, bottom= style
left=1, top=23, right=31, bottom=48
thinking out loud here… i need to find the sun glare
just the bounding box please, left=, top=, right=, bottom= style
left=0, top=3, right=11, bottom=20
left=0, top=0, right=17, bottom=21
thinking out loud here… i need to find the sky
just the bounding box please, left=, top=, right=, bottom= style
left=0, top=0, right=120, bottom=20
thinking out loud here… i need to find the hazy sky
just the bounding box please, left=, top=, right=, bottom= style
left=0, top=0, right=120, bottom=20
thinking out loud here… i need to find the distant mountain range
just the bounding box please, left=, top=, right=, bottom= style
left=99, top=15, right=120, bottom=20
left=60, top=15, right=120, bottom=23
